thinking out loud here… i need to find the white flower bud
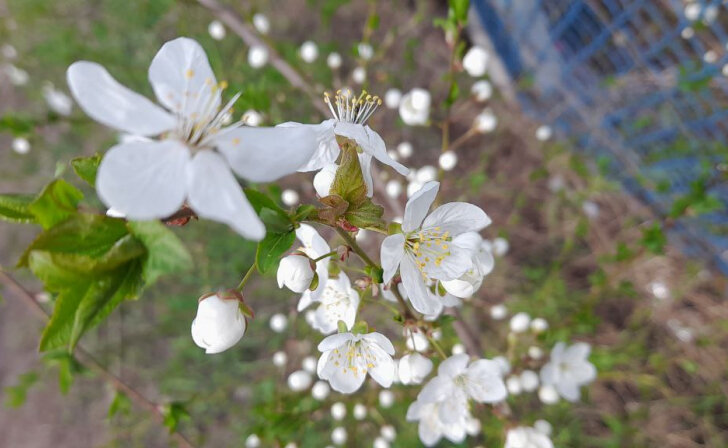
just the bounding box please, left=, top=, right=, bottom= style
left=353, top=403, right=367, bottom=420
left=352, top=66, right=366, bottom=84
left=492, top=237, right=509, bottom=256
left=313, top=163, right=338, bottom=197
left=302, top=355, right=317, bottom=373
left=242, top=109, right=262, bottom=127
left=252, top=13, right=270, bottom=34
left=327, top=52, right=342, bottom=69
left=510, top=312, right=531, bottom=333
left=272, top=351, right=288, bottom=367
left=439, top=151, right=457, bottom=171
left=43, top=83, right=73, bottom=116
left=471, top=79, right=493, bottom=101
left=331, top=427, right=347, bottom=445
left=277, top=255, right=314, bottom=293
left=582, top=200, right=600, bottom=219
left=12, top=137, right=30, bottom=155
left=331, top=402, right=347, bottom=420
left=416, top=165, right=437, bottom=183
left=474, top=109, right=497, bottom=133
left=373, top=437, right=390, bottom=448
left=245, top=434, right=261, bottom=448
left=463, top=46, right=489, bottom=77
left=281, top=189, right=299, bottom=206
left=385, top=180, right=403, bottom=198
left=378, top=390, right=394, bottom=408
left=404, top=329, right=429, bottom=352
left=248, top=45, right=269, bottom=68
left=396, top=141, right=413, bottom=158
left=287, top=370, right=313, bottom=391
left=399, top=88, right=430, bottom=126
left=284, top=443, right=297, bottom=448
left=269, top=313, right=288, bottom=333
left=465, top=416, right=482, bottom=435
left=5, top=64, right=28, bottom=85
left=528, top=346, right=544, bottom=360
left=398, top=353, right=433, bottom=385
left=451, top=343, right=466, bottom=355
left=191, top=294, right=246, bottom=354
left=538, top=384, right=560, bottom=404
left=530, top=317, right=549, bottom=333
left=506, top=375, right=522, bottom=395
left=490, top=304, right=508, bottom=320
left=357, top=42, right=373, bottom=60
left=384, top=88, right=402, bottom=109
left=536, top=125, right=552, bottom=141
left=520, top=369, right=539, bottom=392
left=208, top=20, right=226, bottom=40
left=380, top=425, right=396, bottom=441
left=534, top=419, right=552, bottom=436
left=300, top=41, right=319, bottom=63
left=312, top=380, right=331, bottom=400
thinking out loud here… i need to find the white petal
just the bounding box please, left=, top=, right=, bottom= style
left=400, top=256, right=440, bottom=315
left=381, top=234, right=405, bottom=284
left=296, top=223, right=331, bottom=257
left=279, top=120, right=340, bottom=172
left=403, top=181, right=439, bottom=232
left=358, top=152, right=374, bottom=197
left=334, top=122, right=408, bottom=175
left=215, top=126, right=318, bottom=182
left=186, top=151, right=265, bottom=240
left=297, top=290, right=314, bottom=312
left=566, top=342, right=592, bottom=361
left=418, top=375, right=453, bottom=403
left=318, top=333, right=354, bottom=352
left=148, top=37, right=220, bottom=119
left=67, top=61, right=175, bottom=136
left=422, top=202, right=491, bottom=235
left=438, top=353, right=470, bottom=377
left=367, top=348, right=395, bottom=387
left=362, top=332, right=396, bottom=355
left=557, top=382, right=581, bottom=402
left=96, top=140, right=189, bottom=220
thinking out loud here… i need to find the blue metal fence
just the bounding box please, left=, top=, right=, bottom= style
left=473, top=0, right=728, bottom=274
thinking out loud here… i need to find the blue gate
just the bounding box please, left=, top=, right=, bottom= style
left=473, top=0, right=728, bottom=274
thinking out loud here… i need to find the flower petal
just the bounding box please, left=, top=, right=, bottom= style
left=358, top=151, right=374, bottom=197
left=438, top=353, right=470, bottom=378
left=278, top=120, right=340, bottom=172
left=318, top=332, right=354, bottom=352
left=400, top=256, right=441, bottom=315
left=334, top=122, right=409, bottom=175
left=96, top=140, right=189, bottom=220
left=362, top=332, right=396, bottom=355
left=422, top=202, right=491, bottom=235
left=381, top=234, right=405, bottom=284
left=215, top=125, right=318, bottom=183
left=367, top=347, right=395, bottom=387
left=148, top=37, right=220, bottom=120
left=186, top=151, right=265, bottom=240
left=67, top=61, right=175, bottom=136
left=403, top=181, right=439, bottom=232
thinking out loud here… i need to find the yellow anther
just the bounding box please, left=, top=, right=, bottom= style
left=185, top=69, right=195, bottom=78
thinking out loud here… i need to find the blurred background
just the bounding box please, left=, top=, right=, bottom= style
left=0, top=0, right=727, bottom=447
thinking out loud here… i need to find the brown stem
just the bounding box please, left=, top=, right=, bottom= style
left=0, top=270, right=196, bottom=448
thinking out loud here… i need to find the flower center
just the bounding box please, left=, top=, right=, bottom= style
left=330, top=340, right=379, bottom=377
left=324, top=88, right=382, bottom=125
left=405, top=227, right=452, bottom=278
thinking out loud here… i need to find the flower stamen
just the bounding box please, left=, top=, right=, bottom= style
left=323, top=88, right=382, bottom=125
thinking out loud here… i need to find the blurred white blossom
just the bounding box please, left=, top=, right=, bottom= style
left=399, top=88, right=431, bottom=126
left=462, top=46, right=489, bottom=77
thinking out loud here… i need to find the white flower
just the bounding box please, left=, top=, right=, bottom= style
left=438, top=151, right=457, bottom=171
left=67, top=38, right=317, bottom=239
left=536, top=125, right=552, bottom=141
left=540, top=342, right=596, bottom=401
left=287, top=370, right=313, bottom=391
left=298, top=273, right=360, bottom=334
left=530, top=317, right=549, bottom=333
left=490, top=304, right=507, bottom=320
left=317, top=331, right=396, bottom=393
left=373, top=437, right=389, bottom=448
left=1, top=43, right=17, bottom=59
left=290, top=224, right=331, bottom=300
left=357, top=42, right=373, bottom=60
left=380, top=425, right=396, bottom=441
left=510, top=312, right=531, bottom=333
left=353, top=403, right=367, bottom=420
left=269, top=313, right=288, bottom=333
left=381, top=181, right=491, bottom=314
left=385, top=180, right=403, bottom=198
left=300, top=40, right=319, bottom=62
left=327, top=52, right=342, bottom=69
left=506, top=375, right=522, bottom=395
left=272, top=351, right=288, bottom=367
left=474, top=108, right=497, bottom=132
left=283, top=89, right=409, bottom=197
left=241, top=109, right=262, bottom=127
left=505, top=426, right=554, bottom=448
left=277, top=254, right=314, bottom=293
left=398, top=353, right=433, bottom=385
left=399, top=88, right=430, bottom=126
left=492, top=237, right=509, bottom=256
left=416, top=165, right=437, bottom=183
left=312, top=380, right=331, bottom=400
left=528, top=346, right=544, bottom=359
left=582, top=200, right=600, bottom=219
left=3, top=63, right=28, bottom=85
left=12, top=137, right=30, bottom=155
left=396, top=141, right=413, bottom=158
left=538, top=384, right=559, bottom=404
left=281, top=188, right=299, bottom=206
left=462, top=46, right=489, bottom=77
left=191, top=294, right=247, bottom=354
left=42, top=83, right=73, bottom=116
left=245, top=434, right=261, bottom=448
left=378, top=389, right=394, bottom=408
left=520, top=369, right=539, bottom=392
left=352, top=67, right=366, bottom=84
left=331, top=427, right=347, bottom=445
left=303, top=355, right=318, bottom=372
left=406, top=400, right=470, bottom=446
left=384, top=88, right=402, bottom=109
left=248, top=45, right=269, bottom=68
left=417, top=354, right=507, bottom=425
left=331, top=402, right=347, bottom=420
left=208, top=20, right=226, bottom=40
left=252, top=13, right=270, bottom=34
left=534, top=419, right=553, bottom=436
left=471, top=80, right=493, bottom=101
left=441, top=232, right=495, bottom=299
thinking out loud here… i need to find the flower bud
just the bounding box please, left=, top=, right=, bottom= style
left=398, top=353, right=433, bottom=385
left=313, top=163, right=338, bottom=197
left=191, top=293, right=247, bottom=354
left=277, top=254, right=315, bottom=293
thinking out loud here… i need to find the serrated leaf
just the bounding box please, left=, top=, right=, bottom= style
left=345, top=199, right=384, bottom=229
left=28, top=179, right=83, bottom=229
left=0, top=193, right=37, bottom=223
left=71, top=154, right=102, bottom=187
left=256, top=230, right=296, bottom=274
left=127, top=221, right=192, bottom=284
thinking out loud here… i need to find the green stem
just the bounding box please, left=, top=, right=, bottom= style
left=427, top=334, right=448, bottom=359
left=336, top=227, right=376, bottom=267
left=312, top=250, right=338, bottom=263
left=236, top=264, right=256, bottom=291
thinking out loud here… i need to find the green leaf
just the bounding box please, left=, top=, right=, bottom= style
left=449, top=0, right=469, bottom=23
left=345, top=199, right=384, bottom=229
left=108, top=391, right=132, bottom=418
left=0, top=114, right=34, bottom=136
left=641, top=223, right=667, bottom=255
left=128, top=221, right=193, bottom=284
left=28, top=179, right=83, bottom=229
left=162, top=402, right=190, bottom=433
left=0, top=193, right=37, bottom=223
left=3, top=372, right=38, bottom=408
left=256, top=230, right=296, bottom=274
left=71, top=154, right=102, bottom=187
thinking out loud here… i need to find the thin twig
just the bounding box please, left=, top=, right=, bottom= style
left=0, top=270, right=196, bottom=448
